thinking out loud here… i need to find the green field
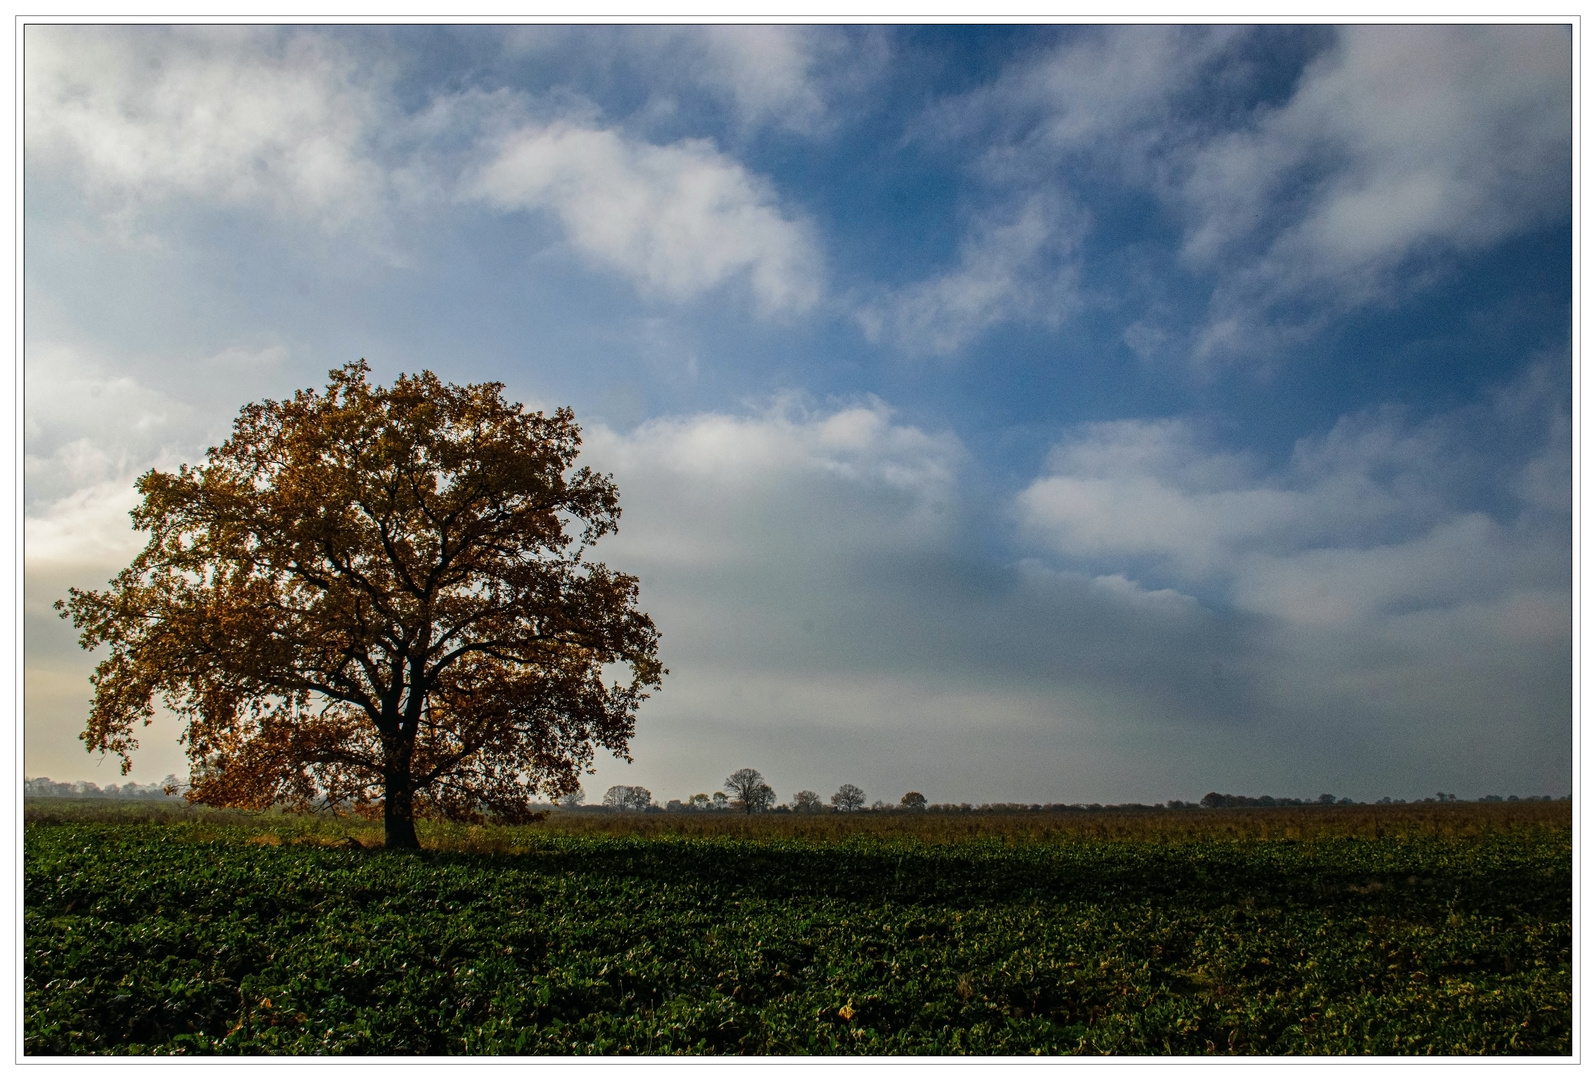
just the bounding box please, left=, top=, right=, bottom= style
left=24, top=802, right=1571, bottom=1055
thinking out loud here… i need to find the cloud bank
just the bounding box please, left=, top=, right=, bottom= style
left=558, top=367, right=1566, bottom=801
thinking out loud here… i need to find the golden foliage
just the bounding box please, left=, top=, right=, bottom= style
left=59, top=362, right=664, bottom=847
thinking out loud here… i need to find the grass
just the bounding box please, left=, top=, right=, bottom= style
left=24, top=800, right=1571, bottom=1056
left=26, top=795, right=1567, bottom=846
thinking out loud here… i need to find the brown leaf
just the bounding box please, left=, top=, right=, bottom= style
left=58, top=362, right=664, bottom=849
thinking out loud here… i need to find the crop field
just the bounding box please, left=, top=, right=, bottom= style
left=25, top=801, right=1571, bottom=1056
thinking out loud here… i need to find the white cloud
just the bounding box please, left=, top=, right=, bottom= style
left=22, top=341, right=297, bottom=571
left=1017, top=416, right=1417, bottom=577
left=929, top=26, right=1238, bottom=170
left=694, top=26, right=839, bottom=135
left=1185, top=26, right=1570, bottom=270
left=1018, top=388, right=1564, bottom=594
left=469, top=122, right=823, bottom=315
left=860, top=193, right=1085, bottom=355
left=26, top=27, right=827, bottom=318
left=1231, top=513, right=1538, bottom=626
left=865, top=26, right=1238, bottom=357
left=1013, top=383, right=1569, bottom=793
left=568, top=399, right=1279, bottom=802
left=199, top=344, right=290, bottom=374
left=581, top=397, right=1224, bottom=718
left=501, top=25, right=887, bottom=138
left=1021, top=471, right=1305, bottom=578
left=922, top=25, right=1570, bottom=365
left=1177, top=26, right=1570, bottom=359
left=24, top=479, right=147, bottom=572
left=22, top=345, right=210, bottom=583
left=583, top=395, right=963, bottom=574
left=24, top=345, right=197, bottom=510
left=25, top=26, right=388, bottom=231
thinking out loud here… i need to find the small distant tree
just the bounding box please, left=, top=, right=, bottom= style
left=560, top=785, right=586, bottom=808
left=712, top=791, right=729, bottom=811
left=831, top=783, right=866, bottom=812
left=724, top=768, right=773, bottom=813
left=791, top=790, right=823, bottom=813
left=686, top=793, right=711, bottom=810
left=1317, top=793, right=1337, bottom=805
left=899, top=791, right=927, bottom=811
left=602, top=784, right=653, bottom=811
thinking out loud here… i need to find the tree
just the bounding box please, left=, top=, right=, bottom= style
left=560, top=785, right=586, bottom=809
left=900, top=791, right=927, bottom=811
left=603, top=784, right=653, bottom=811
left=724, top=768, right=774, bottom=814
left=791, top=789, right=823, bottom=813
left=831, top=783, right=865, bottom=812
left=58, top=362, right=665, bottom=849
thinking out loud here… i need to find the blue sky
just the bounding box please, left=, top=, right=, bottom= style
left=24, top=24, right=1572, bottom=804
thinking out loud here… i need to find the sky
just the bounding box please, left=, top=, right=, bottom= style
left=23, top=23, right=1573, bottom=806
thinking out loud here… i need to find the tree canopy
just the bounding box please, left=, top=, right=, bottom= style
left=723, top=768, right=774, bottom=814
left=832, top=783, right=866, bottom=812
left=59, top=361, right=664, bottom=848
left=790, top=789, right=823, bottom=813
left=603, top=785, right=654, bottom=812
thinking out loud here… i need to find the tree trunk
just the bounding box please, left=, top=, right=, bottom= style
left=384, top=778, right=421, bottom=849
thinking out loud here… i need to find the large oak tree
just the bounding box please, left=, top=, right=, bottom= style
left=59, top=362, right=664, bottom=848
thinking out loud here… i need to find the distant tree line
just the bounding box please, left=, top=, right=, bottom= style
left=25, top=776, right=185, bottom=799
left=33, top=769, right=1564, bottom=813
left=1200, top=792, right=1354, bottom=808
left=567, top=776, right=1572, bottom=814
left=1200, top=791, right=1566, bottom=808
left=578, top=771, right=872, bottom=814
